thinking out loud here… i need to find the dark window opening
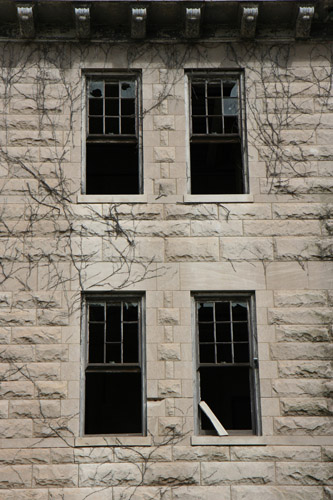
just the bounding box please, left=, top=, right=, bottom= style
left=84, top=297, right=144, bottom=435
left=85, top=77, right=141, bottom=195
left=189, top=75, right=246, bottom=195
left=195, top=296, right=259, bottom=435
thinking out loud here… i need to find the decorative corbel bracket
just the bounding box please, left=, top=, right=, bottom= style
left=74, top=6, right=90, bottom=39
left=240, top=4, right=258, bottom=39
left=131, top=7, right=147, bottom=39
left=296, top=5, right=314, bottom=39
left=185, top=7, right=201, bottom=38
left=17, top=4, right=35, bottom=38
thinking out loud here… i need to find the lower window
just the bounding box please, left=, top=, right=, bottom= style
left=83, top=295, right=145, bottom=435
left=194, top=294, right=261, bottom=435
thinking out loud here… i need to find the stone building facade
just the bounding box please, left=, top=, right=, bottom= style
left=0, top=0, right=332, bottom=498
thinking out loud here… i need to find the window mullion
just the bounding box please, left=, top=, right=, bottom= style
left=205, top=80, right=209, bottom=134
left=230, top=301, right=235, bottom=364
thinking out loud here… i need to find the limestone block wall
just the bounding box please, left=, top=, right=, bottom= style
left=0, top=41, right=332, bottom=498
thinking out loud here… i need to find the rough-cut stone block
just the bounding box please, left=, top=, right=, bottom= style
left=158, top=380, right=181, bottom=397
left=275, top=237, right=333, bottom=261
left=153, top=116, right=175, bottom=130
left=276, top=325, right=330, bottom=342
left=165, top=237, right=219, bottom=262
left=274, top=417, right=333, bottom=435
left=79, top=463, right=141, bottom=487
left=0, top=346, right=35, bottom=363
left=281, top=398, right=332, bottom=416
left=158, top=309, right=180, bottom=325
left=173, top=446, right=229, bottom=461
left=173, top=486, right=230, bottom=499
left=36, top=381, right=67, bottom=399
left=201, top=462, right=274, bottom=485
left=0, top=400, right=8, bottom=418
left=221, top=237, right=273, bottom=260
left=230, top=446, right=321, bottom=462
left=0, top=381, right=34, bottom=399
left=37, top=309, right=68, bottom=326
left=113, top=486, right=172, bottom=500
left=115, top=446, right=171, bottom=462
left=0, top=448, right=49, bottom=465
left=191, top=220, right=243, bottom=237
left=231, top=485, right=323, bottom=500
left=274, top=290, right=327, bottom=307
left=271, top=343, right=333, bottom=360
left=33, top=464, right=78, bottom=487
left=11, top=326, right=62, bottom=344
left=9, top=400, right=60, bottom=418
left=0, top=419, right=33, bottom=438
left=158, top=417, right=184, bottom=436
left=158, top=343, right=181, bottom=360
left=268, top=307, right=333, bottom=325
left=273, top=202, right=333, bottom=220
left=154, top=147, right=175, bottom=163
left=50, top=448, right=75, bottom=464
left=35, top=345, right=68, bottom=362
left=0, top=465, right=32, bottom=488
left=272, top=379, right=332, bottom=398
left=165, top=204, right=218, bottom=220
left=276, top=462, right=333, bottom=485
left=322, top=446, right=333, bottom=462
left=143, top=463, right=199, bottom=485
left=0, top=310, right=35, bottom=326
left=244, top=220, right=320, bottom=236
left=278, top=361, right=333, bottom=379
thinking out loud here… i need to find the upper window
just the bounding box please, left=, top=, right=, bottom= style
left=189, top=73, right=247, bottom=194
left=85, top=75, right=141, bottom=195
left=84, top=295, right=145, bottom=435
left=194, top=294, right=260, bottom=435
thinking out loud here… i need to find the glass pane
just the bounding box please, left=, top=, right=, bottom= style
left=89, top=305, right=104, bottom=322
left=192, top=83, right=206, bottom=116
left=233, top=322, right=248, bottom=342
left=208, top=116, right=222, bottom=134
left=223, top=98, right=238, bottom=116
left=224, top=116, right=239, bottom=134
left=106, top=343, right=121, bottom=363
left=89, top=99, right=103, bottom=116
left=123, top=302, right=138, bottom=322
left=121, top=117, right=135, bottom=134
left=232, top=302, right=248, bottom=321
left=106, top=305, right=121, bottom=342
left=105, top=118, right=119, bottom=135
left=215, top=302, right=230, bottom=321
left=88, top=323, right=104, bottom=363
left=234, top=342, right=249, bottom=362
left=217, top=343, right=232, bottom=363
left=89, top=117, right=103, bottom=134
left=199, top=322, right=214, bottom=343
left=224, top=81, right=238, bottom=97
left=207, top=82, right=221, bottom=97
left=198, top=302, right=214, bottom=322
left=216, top=322, right=231, bottom=342
left=192, top=117, right=206, bottom=134
left=105, top=99, right=119, bottom=116
left=121, top=81, right=135, bottom=98
left=121, top=99, right=135, bottom=116
left=105, top=83, right=119, bottom=98
left=199, top=343, right=215, bottom=363
left=208, top=98, right=222, bottom=116
left=123, top=325, right=139, bottom=363
left=89, top=81, right=103, bottom=98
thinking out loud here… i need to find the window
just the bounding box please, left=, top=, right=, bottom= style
left=85, top=75, right=141, bottom=194
left=194, top=294, right=260, bottom=435
left=84, top=295, right=145, bottom=435
left=188, top=73, right=247, bottom=194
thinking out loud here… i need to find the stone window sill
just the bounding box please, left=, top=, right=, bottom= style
left=75, top=436, right=152, bottom=447
left=77, top=194, right=148, bottom=204
left=191, top=436, right=266, bottom=446
left=183, top=194, right=253, bottom=203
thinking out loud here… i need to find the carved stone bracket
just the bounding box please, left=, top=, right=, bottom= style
left=240, top=4, right=258, bottom=39
left=131, top=7, right=147, bottom=39
left=185, top=7, right=201, bottom=39
left=17, top=4, right=35, bottom=38
left=296, top=5, right=314, bottom=39
left=74, top=6, right=90, bottom=39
